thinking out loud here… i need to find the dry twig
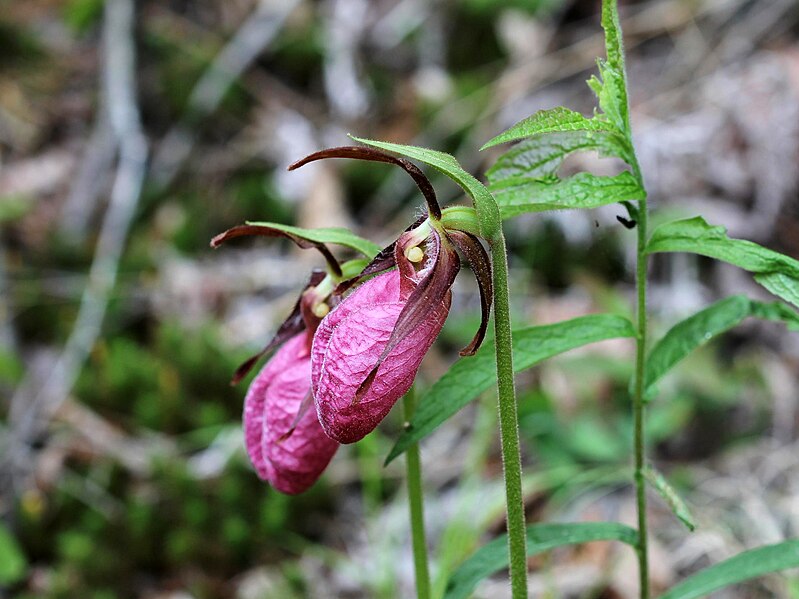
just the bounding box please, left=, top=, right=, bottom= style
left=3, top=0, right=148, bottom=496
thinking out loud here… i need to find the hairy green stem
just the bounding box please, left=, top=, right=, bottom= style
left=631, top=159, right=650, bottom=599
left=490, top=234, right=528, bottom=599
left=402, top=389, right=431, bottom=599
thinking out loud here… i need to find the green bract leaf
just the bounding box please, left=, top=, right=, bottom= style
left=589, top=0, right=630, bottom=134
left=601, top=0, right=625, bottom=75
left=657, top=540, right=799, bottom=599
left=351, top=136, right=501, bottom=239
left=0, top=522, right=27, bottom=585
left=339, top=258, right=371, bottom=280
left=644, top=295, right=799, bottom=397
left=491, top=171, right=645, bottom=218
left=386, top=314, right=636, bottom=464
left=243, top=222, right=381, bottom=258
left=643, top=466, right=696, bottom=532
left=440, top=206, right=480, bottom=236
left=646, top=217, right=799, bottom=308
left=444, top=522, right=638, bottom=599
left=481, top=107, right=611, bottom=150
left=486, top=130, right=633, bottom=181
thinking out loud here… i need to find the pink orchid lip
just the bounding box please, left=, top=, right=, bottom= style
left=211, top=224, right=348, bottom=493
left=244, top=333, right=338, bottom=494
left=311, top=270, right=452, bottom=444
left=278, top=144, right=496, bottom=445
left=309, top=218, right=494, bottom=444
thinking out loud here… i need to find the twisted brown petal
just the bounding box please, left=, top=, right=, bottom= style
left=446, top=230, right=494, bottom=355
left=211, top=224, right=341, bottom=278
left=288, top=146, right=442, bottom=220
left=230, top=271, right=326, bottom=385
left=334, top=214, right=428, bottom=294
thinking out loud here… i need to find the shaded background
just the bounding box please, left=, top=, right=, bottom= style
left=2, top=0, right=799, bottom=597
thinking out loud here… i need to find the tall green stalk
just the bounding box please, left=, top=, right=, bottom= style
left=613, top=0, right=650, bottom=586
left=490, top=234, right=528, bottom=599
left=402, top=388, right=431, bottom=599
left=631, top=159, right=650, bottom=599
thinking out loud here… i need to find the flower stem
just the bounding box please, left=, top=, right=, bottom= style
left=402, top=388, right=431, bottom=599
left=490, top=234, right=528, bottom=599
left=631, top=160, right=650, bottom=599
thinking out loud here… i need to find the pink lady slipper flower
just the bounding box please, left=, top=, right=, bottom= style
left=211, top=226, right=354, bottom=494
left=288, top=146, right=494, bottom=444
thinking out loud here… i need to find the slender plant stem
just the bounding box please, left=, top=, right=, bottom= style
left=357, top=433, right=382, bottom=515
left=631, top=159, right=650, bottom=599
left=402, top=388, right=431, bottom=599
left=490, top=234, right=528, bottom=599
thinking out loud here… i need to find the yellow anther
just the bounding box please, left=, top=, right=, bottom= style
left=312, top=302, right=330, bottom=318
left=405, top=246, right=424, bottom=263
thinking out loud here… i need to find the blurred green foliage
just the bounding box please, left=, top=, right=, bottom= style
left=2, top=0, right=793, bottom=596
left=11, top=319, right=338, bottom=599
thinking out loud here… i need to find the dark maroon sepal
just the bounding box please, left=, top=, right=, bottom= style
left=446, top=230, right=493, bottom=356
left=334, top=214, right=428, bottom=294
left=211, top=224, right=341, bottom=278
left=230, top=271, right=326, bottom=385
left=288, top=146, right=442, bottom=220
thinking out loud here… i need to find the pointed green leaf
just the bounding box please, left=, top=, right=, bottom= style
left=482, top=107, right=614, bottom=150
left=756, top=272, right=799, bottom=308
left=491, top=171, right=645, bottom=218
left=646, top=217, right=799, bottom=308
left=0, top=522, right=27, bottom=585
left=350, top=136, right=501, bottom=239
left=644, top=295, right=799, bottom=397
left=486, top=130, right=633, bottom=183
left=646, top=217, right=799, bottom=271
left=591, top=0, right=630, bottom=134
left=340, top=258, right=371, bottom=279
left=444, top=522, right=638, bottom=599
left=484, top=0, right=631, bottom=146
left=657, top=540, right=799, bottom=599
left=386, top=314, right=636, bottom=464
left=643, top=466, right=696, bottom=532
left=588, top=66, right=628, bottom=135
left=601, top=0, right=626, bottom=77
left=239, top=222, right=382, bottom=258
left=749, top=299, right=799, bottom=329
